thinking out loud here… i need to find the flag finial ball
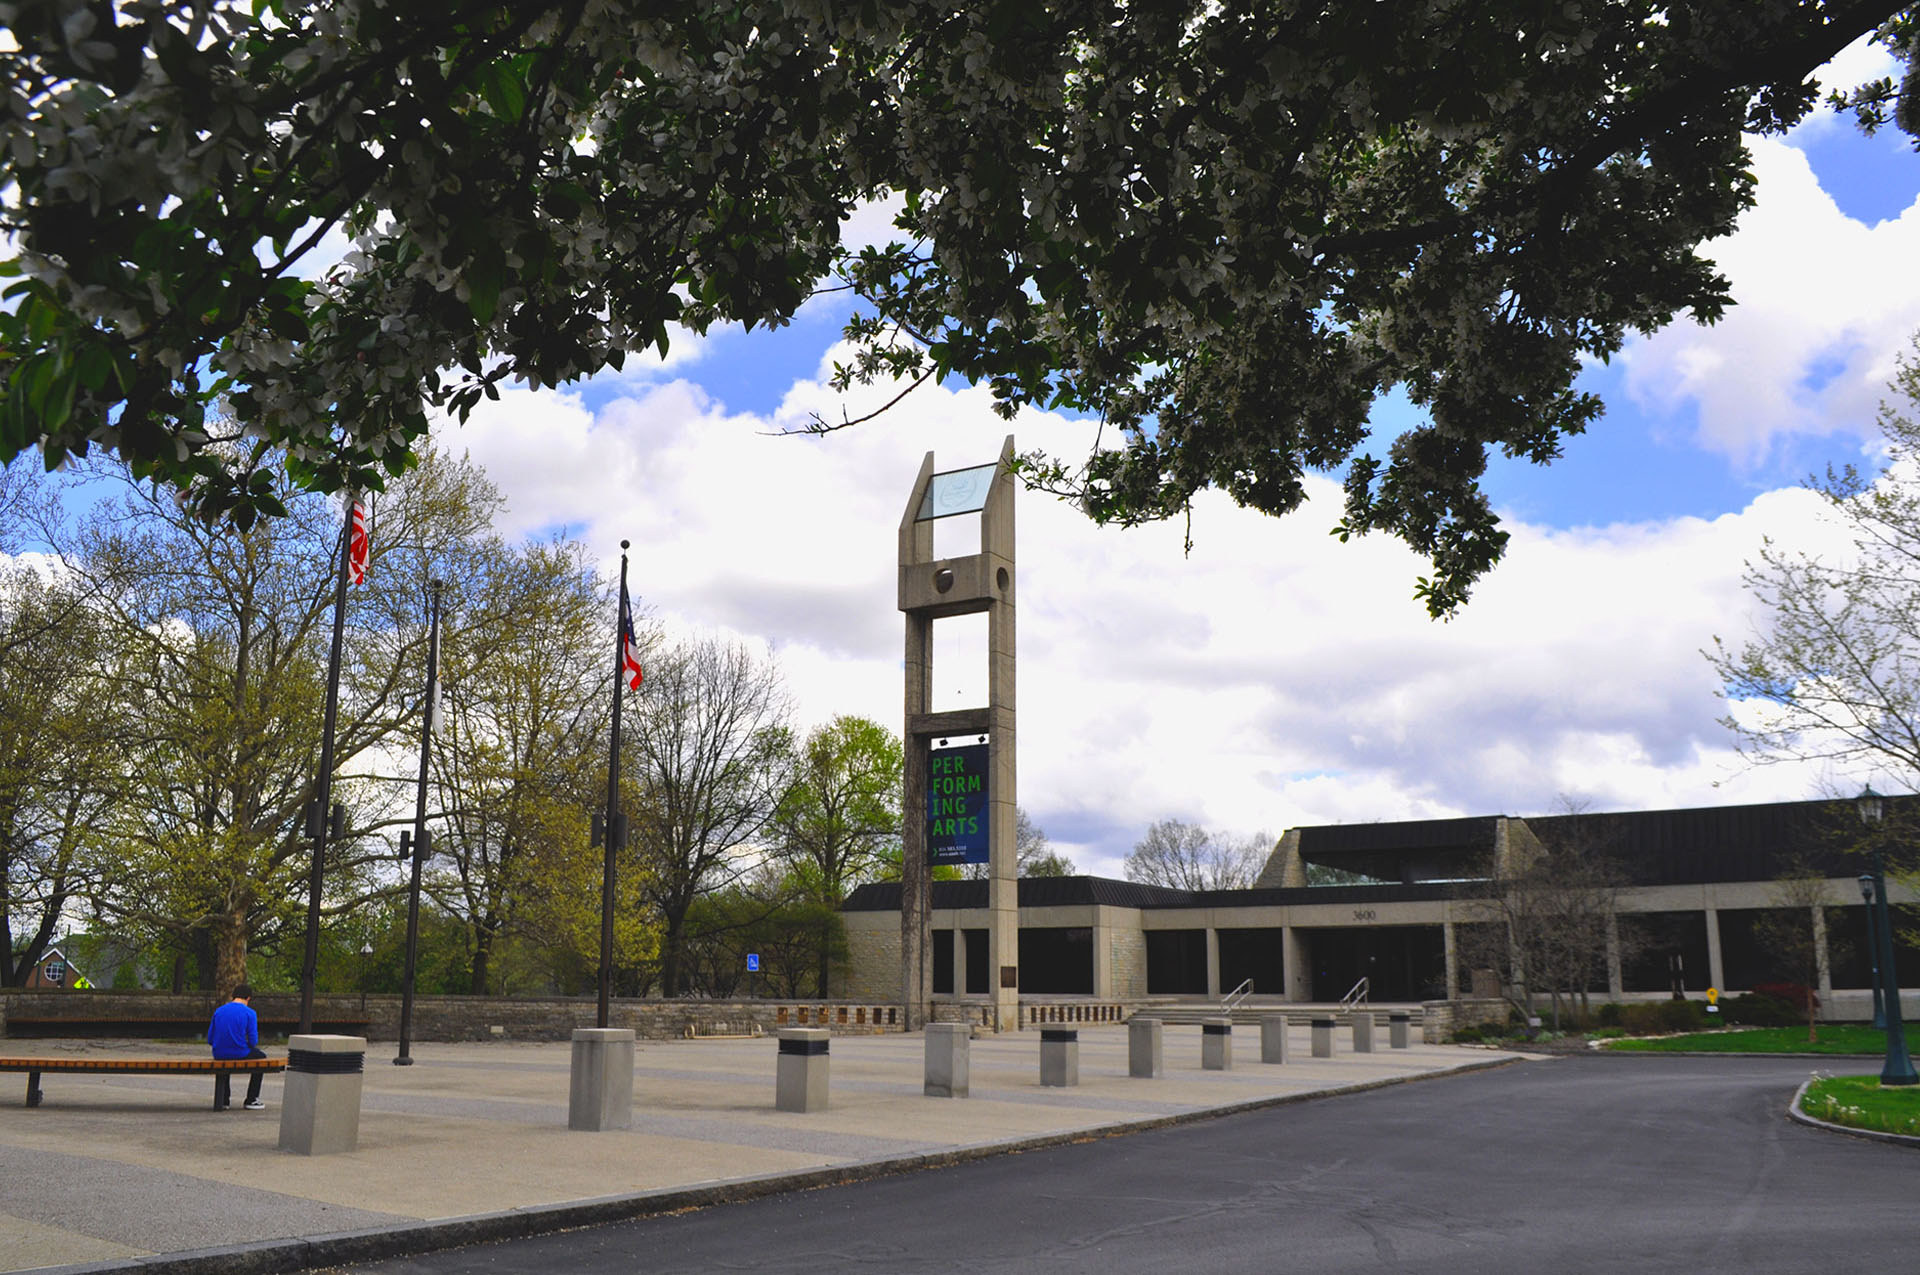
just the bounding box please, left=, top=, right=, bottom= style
left=621, top=539, right=630, bottom=551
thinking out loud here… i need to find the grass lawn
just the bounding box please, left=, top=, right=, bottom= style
left=1800, top=1074, right=1920, bottom=1137
left=1602, top=1024, right=1920, bottom=1054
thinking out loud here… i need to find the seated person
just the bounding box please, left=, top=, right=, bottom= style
left=207, top=984, right=269, bottom=1110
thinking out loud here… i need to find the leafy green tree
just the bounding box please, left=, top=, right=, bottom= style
left=773, top=716, right=902, bottom=902
left=6, top=4, right=1915, bottom=611
left=0, top=563, right=115, bottom=985
left=428, top=536, right=621, bottom=993
left=53, top=446, right=496, bottom=991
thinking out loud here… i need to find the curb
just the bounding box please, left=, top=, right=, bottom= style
left=36, top=1055, right=1526, bottom=1275
left=1787, top=1076, right=1920, bottom=1149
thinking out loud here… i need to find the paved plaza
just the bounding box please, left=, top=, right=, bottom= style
left=0, top=1025, right=1520, bottom=1273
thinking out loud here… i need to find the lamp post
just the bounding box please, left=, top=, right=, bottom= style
left=1859, top=872, right=1886, bottom=1030
left=396, top=579, right=443, bottom=1066
left=359, top=941, right=373, bottom=1016
left=1856, top=786, right=1917, bottom=1086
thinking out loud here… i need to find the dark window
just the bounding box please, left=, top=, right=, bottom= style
left=1826, top=904, right=1920, bottom=990
left=932, top=928, right=954, bottom=994
left=1217, top=929, right=1284, bottom=995
left=1303, top=927, right=1445, bottom=1001
left=964, top=928, right=989, bottom=995
left=1717, top=908, right=1820, bottom=990
left=1018, top=928, right=1093, bottom=994
left=1620, top=912, right=1710, bottom=993
left=1146, top=930, right=1208, bottom=995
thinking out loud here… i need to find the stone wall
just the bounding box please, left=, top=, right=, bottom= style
left=1, top=989, right=907, bottom=1043
left=1107, top=926, right=1147, bottom=1001
left=842, top=915, right=900, bottom=1001
left=1420, top=997, right=1511, bottom=1042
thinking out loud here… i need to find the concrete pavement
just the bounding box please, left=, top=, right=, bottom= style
left=0, top=1025, right=1526, bottom=1274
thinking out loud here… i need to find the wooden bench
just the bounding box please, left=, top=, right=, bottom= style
left=0, top=1055, right=288, bottom=1107
left=4, top=1016, right=368, bottom=1039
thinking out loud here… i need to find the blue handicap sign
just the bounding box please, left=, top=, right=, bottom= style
left=746, top=953, right=760, bottom=972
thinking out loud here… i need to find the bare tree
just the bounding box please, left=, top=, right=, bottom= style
left=955, top=807, right=1075, bottom=880
left=1124, top=819, right=1267, bottom=891
left=1759, top=864, right=1839, bottom=1043
left=627, top=636, right=792, bottom=997
left=1459, top=816, right=1629, bottom=1029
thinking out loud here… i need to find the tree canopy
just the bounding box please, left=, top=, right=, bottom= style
left=3, top=2, right=1916, bottom=610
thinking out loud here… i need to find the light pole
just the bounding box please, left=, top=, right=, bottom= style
left=359, top=941, right=373, bottom=1016
left=397, top=579, right=443, bottom=1066
left=1856, top=786, right=1917, bottom=1085
left=1859, top=872, right=1885, bottom=1030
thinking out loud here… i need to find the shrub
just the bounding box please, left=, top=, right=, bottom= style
left=1752, top=982, right=1819, bottom=1013
left=1593, top=1002, right=1624, bottom=1028
left=1619, top=999, right=1710, bottom=1035
left=1587, top=1026, right=1625, bottom=1039
left=1721, top=992, right=1798, bottom=1027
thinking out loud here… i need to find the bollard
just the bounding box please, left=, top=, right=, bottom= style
left=1129, top=1016, right=1165, bottom=1078
left=1261, top=1015, right=1288, bottom=1064
left=277, top=1035, right=364, bottom=1156
left=568, top=1027, right=635, bottom=1131
left=924, top=1022, right=971, bottom=1098
left=1201, top=1017, right=1233, bottom=1070
left=1311, top=1017, right=1335, bottom=1058
left=1351, top=1011, right=1374, bottom=1053
left=776, top=1028, right=830, bottom=1112
left=775, top=1027, right=830, bottom=1112
left=1040, top=1028, right=1079, bottom=1087
left=1390, top=1011, right=1411, bottom=1050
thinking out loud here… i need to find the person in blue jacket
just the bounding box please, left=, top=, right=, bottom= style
left=207, top=984, right=268, bottom=1110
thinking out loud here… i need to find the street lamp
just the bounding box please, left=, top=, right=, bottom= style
left=1856, top=786, right=1917, bottom=1085
left=1860, top=872, right=1886, bottom=1029
left=359, top=941, right=374, bottom=1016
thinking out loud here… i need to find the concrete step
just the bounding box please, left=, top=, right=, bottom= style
left=1144, top=1005, right=1426, bottom=1028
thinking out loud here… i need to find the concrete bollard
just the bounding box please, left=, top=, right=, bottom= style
left=924, top=1022, right=970, bottom=1098
left=1201, top=1017, right=1233, bottom=1070
left=776, top=1028, right=830, bottom=1112
left=568, top=1027, right=636, bottom=1131
left=1311, top=1017, right=1335, bottom=1059
left=1040, top=1028, right=1079, bottom=1087
left=1390, top=1012, right=1411, bottom=1050
left=1129, top=1016, right=1164, bottom=1078
left=1260, top=1015, right=1288, bottom=1064
left=1351, top=1011, right=1375, bottom=1053
left=277, top=1035, right=365, bottom=1156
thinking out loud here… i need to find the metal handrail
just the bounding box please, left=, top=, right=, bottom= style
left=1340, top=977, right=1370, bottom=1011
left=1221, top=978, right=1254, bottom=1013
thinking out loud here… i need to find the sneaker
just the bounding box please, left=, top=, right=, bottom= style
left=243, top=1099, right=266, bottom=1110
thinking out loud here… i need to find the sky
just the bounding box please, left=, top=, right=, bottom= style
left=44, top=40, right=1920, bottom=881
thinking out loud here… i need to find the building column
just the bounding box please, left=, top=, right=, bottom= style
left=1813, top=905, right=1833, bottom=1001
left=1092, top=909, right=1114, bottom=999
left=1205, top=927, right=1221, bottom=999
left=1606, top=913, right=1624, bottom=999
left=1704, top=907, right=1724, bottom=993
left=1281, top=925, right=1297, bottom=1003
left=1442, top=921, right=1459, bottom=1001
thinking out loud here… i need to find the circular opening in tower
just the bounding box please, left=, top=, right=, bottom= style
left=934, top=568, right=955, bottom=593
left=996, top=567, right=1010, bottom=591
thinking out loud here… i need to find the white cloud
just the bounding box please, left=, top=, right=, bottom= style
left=1618, top=136, right=1920, bottom=465
left=437, top=344, right=1846, bottom=875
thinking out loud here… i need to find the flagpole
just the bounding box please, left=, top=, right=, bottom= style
left=395, top=579, right=442, bottom=1065
left=598, top=541, right=632, bottom=1030
left=298, top=494, right=358, bottom=1035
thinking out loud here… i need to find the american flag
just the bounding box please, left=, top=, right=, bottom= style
left=619, top=588, right=644, bottom=690
left=347, top=497, right=370, bottom=586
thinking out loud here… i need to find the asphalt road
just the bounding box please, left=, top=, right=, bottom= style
left=349, top=1055, right=1920, bottom=1274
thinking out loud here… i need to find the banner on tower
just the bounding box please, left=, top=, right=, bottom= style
left=928, top=742, right=989, bottom=866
